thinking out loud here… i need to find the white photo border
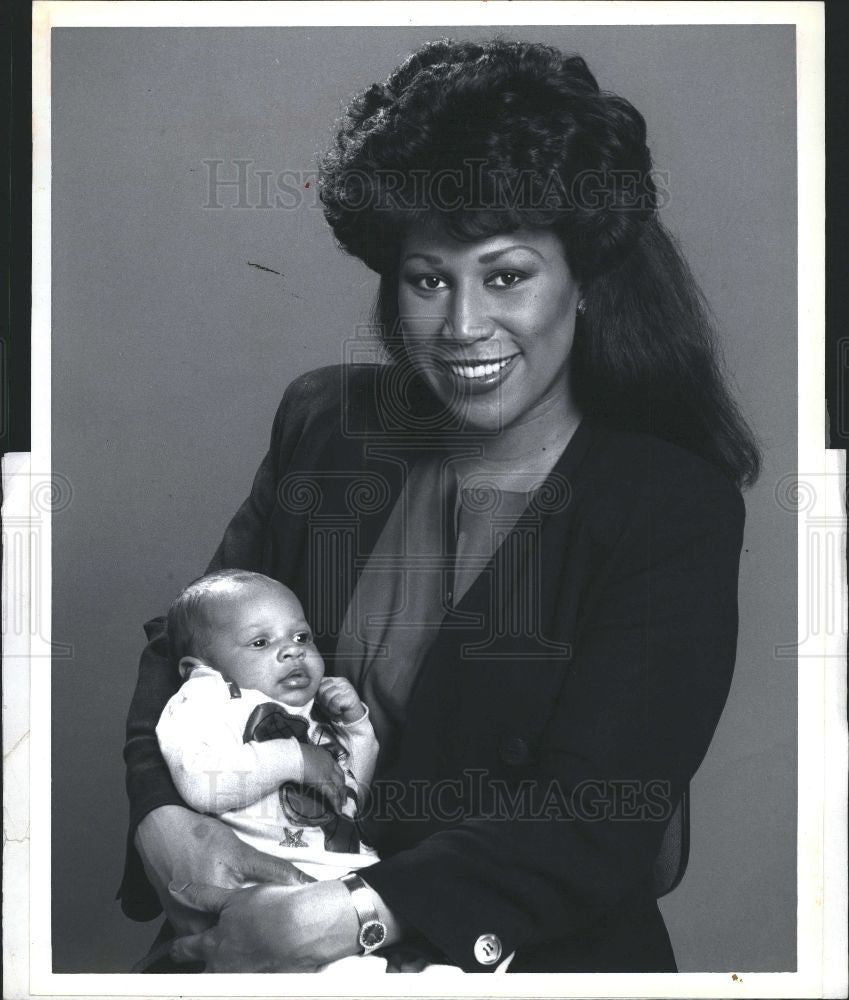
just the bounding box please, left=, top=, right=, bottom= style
left=5, top=2, right=844, bottom=998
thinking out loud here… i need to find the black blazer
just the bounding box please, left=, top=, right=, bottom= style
left=120, top=364, right=745, bottom=973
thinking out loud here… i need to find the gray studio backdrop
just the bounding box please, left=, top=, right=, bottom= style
left=51, top=25, right=797, bottom=973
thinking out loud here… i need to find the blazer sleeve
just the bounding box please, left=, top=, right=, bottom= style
left=118, top=388, right=295, bottom=918
left=361, top=469, right=746, bottom=971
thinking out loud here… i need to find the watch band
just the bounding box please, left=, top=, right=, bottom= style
left=340, top=873, right=387, bottom=954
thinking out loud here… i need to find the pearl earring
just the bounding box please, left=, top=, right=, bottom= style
left=577, top=298, right=586, bottom=315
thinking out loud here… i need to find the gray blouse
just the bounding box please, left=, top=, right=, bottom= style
left=333, top=455, right=540, bottom=762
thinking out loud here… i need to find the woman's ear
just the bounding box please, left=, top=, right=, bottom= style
left=178, top=655, right=206, bottom=680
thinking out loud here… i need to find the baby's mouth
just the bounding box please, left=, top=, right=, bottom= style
left=281, top=667, right=310, bottom=687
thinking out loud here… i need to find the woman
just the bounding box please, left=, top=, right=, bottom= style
left=119, top=38, right=760, bottom=973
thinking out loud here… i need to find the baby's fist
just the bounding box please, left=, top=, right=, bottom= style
left=317, top=677, right=366, bottom=725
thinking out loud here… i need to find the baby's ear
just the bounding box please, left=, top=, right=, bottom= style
left=178, top=655, right=206, bottom=680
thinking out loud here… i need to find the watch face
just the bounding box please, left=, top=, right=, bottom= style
left=360, top=920, right=387, bottom=950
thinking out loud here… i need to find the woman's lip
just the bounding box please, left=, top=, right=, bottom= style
left=437, top=354, right=519, bottom=393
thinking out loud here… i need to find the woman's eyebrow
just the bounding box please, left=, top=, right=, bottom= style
left=478, top=244, right=545, bottom=263
left=402, top=245, right=544, bottom=267
left=401, top=252, right=444, bottom=266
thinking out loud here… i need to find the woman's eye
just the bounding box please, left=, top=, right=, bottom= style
left=487, top=271, right=524, bottom=288
left=293, top=631, right=311, bottom=644
left=250, top=638, right=269, bottom=649
left=413, top=274, right=448, bottom=291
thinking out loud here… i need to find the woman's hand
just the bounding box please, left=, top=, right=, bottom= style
left=169, top=878, right=360, bottom=972
left=134, top=805, right=315, bottom=936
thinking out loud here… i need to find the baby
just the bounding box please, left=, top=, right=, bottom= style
left=156, top=568, right=462, bottom=976
left=156, top=568, right=379, bottom=882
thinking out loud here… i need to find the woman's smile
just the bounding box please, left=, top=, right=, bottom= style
left=439, top=352, right=519, bottom=392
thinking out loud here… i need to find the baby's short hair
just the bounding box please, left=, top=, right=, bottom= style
left=166, top=568, right=272, bottom=665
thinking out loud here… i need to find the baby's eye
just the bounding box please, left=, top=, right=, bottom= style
left=293, top=630, right=312, bottom=644
left=250, top=638, right=269, bottom=649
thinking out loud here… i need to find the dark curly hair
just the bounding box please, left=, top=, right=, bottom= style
left=319, top=39, right=761, bottom=488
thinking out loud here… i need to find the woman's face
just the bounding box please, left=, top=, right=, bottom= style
left=397, top=225, right=581, bottom=434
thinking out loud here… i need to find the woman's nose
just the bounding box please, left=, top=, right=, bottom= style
left=446, top=284, right=492, bottom=344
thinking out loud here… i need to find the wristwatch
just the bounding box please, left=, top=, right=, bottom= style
left=340, top=873, right=388, bottom=954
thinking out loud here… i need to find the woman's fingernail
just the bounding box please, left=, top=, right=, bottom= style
left=168, top=880, right=191, bottom=893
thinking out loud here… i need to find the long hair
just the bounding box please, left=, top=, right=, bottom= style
left=319, top=38, right=761, bottom=488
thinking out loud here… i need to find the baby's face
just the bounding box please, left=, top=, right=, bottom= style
left=198, top=580, right=324, bottom=706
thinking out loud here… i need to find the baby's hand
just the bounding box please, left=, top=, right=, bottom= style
left=299, top=745, right=346, bottom=813
left=317, top=677, right=366, bottom=725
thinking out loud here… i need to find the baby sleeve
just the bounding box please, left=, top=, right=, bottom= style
left=334, top=706, right=380, bottom=801
left=156, top=679, right=307, bottom=814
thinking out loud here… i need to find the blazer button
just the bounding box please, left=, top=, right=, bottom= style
left=499, top=735, right=530, bottom=767
left=473, top=933, right=502, bottom=966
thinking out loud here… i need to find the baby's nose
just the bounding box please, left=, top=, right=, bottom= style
left=279, top=645, right=305, bottom=660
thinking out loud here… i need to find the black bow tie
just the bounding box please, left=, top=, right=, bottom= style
left=242, top=701, right=360, bottom=854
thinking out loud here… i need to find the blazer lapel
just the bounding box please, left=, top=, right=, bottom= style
left=408, top=419, right=597, bottom=740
